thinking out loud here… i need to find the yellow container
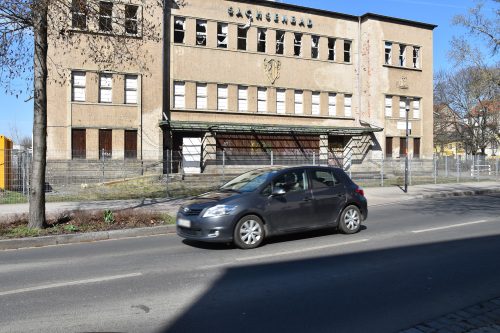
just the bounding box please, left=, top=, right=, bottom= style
left=0, top=135, right=13, bottom=191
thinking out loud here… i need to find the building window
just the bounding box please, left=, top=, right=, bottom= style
left=217, top=23, right=228, bottom=48
left=276, top=30, right=285, bottom=55
left=413, top=46, right=420, bottom=69
left=99, top=1, right=113, bottom=32
left=173, top=81, right=185, bottom=109
left=385, top=96, right=393, bottom=117
left=125, top=75, right=138, bottom=104
left=238, top=26, right=247, bottom=50
left=71, top=71, right=86, bottom=102
left=400, top=97, right=409, bottom=117
left=217, top=85, right=228, bottom=110
left=328, top=93, right=337, bottom=116
left=125, top=5, right=139, bottom=35
left=238, top=86, right=248, bottom=111
left=294, top=33, right=302, bottom=57
left=413, top=99, right=421, bottom=119
left=258, top=88, right=267, bottom=112
left=71, top=0, right=87, bottom=29
left=399, top=44, right=406, bottom=66
left=312, top=92, right=320, bottom=115
left=385, top=42, right=392, bottom=65
left=99, top=73, right=112, bottom=103
left=276, top=88, right=286, bottom=114
left=196, top=20, right=207, bottom=46
left=344, top=40, right=351, bottom=63
left=344, top=94, right=352, bottom=117
left=311, top=36, right=320, bottom=59
left=328, top=38, right=335, bottom=61
left=294, top=90, right=303, bottom=114
left=196, top=83, right=207, bottom=109
left=257, top=28, right=267, bottom=53
left=174, top=17, right=185, bottom=43
left=72, top=129, right=86, bottom=159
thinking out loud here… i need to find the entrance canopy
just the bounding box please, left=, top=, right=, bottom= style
left=161, top=120, right=383, bottom=136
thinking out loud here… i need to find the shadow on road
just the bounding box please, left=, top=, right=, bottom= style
left=159, top=233, right=500, bottom=333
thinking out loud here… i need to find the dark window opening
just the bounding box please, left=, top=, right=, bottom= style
left=125, top=5, right=139, bottom=35
left=385, top=137, right=393, bottom=159
left=196, top=20, right=207, bottom=46
left=174, top=17, right=185, bottom=43
left=99, top=1, right=113, bottom=32
left=328, top=38, right=335, bottom=61
left=257, top=28, right=266, bottom=53
left=217, top=22, right=228, bottom=48
left=311, top=35, right=319, bottom=59
left=294, top=33, right=302, bottom=57
left=344, top=40, right=351, bottom=63
left=238, top=26, right=247, bottom=50
left=71, top=0, right=87, bottom=29
left=276, top=30, right=285, bottom=54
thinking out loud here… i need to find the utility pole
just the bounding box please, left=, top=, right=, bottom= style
left=404, top=97, right=410, bottom=193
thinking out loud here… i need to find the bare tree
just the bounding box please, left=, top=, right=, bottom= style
left=0, top=0, right=164, bottom=228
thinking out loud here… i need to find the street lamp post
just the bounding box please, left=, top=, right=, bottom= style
left=404, top=97, right=410, bottom=193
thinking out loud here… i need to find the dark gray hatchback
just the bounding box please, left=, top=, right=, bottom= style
left=176, top=166, right=367, bottom=249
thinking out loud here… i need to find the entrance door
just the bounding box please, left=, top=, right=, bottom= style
left=124, top=130, right=137, bottom=159
left=182, top=137, right=202, bottom=174
left=99, top=129, right=112, bottom=159
left=72, top=129, right=86, bottom=159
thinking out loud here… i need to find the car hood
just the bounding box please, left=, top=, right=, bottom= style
left=182, top=190, right=242, bottom=209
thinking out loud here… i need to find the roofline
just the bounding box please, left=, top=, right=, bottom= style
left=226, top=0, right=437, bottom=30
left=361, top=13, right=437, bottom=30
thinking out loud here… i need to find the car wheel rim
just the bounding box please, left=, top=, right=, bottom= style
left=240, top=220, right=262, bottom=245
left=345, top=209, right=360, bottom=230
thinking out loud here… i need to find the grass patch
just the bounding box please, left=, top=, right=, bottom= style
left=0, top=209, right=176, bottom=239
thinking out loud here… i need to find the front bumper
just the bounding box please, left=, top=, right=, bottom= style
left=176, top=212, right=235, bottom=243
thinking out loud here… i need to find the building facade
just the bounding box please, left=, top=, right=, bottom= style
left=47, top=0, right=436, bottom=174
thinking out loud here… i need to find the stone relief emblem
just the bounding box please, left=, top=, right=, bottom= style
left=398, top=76, right=409, bottom=89
left=264, top=58, right=281, bottom=85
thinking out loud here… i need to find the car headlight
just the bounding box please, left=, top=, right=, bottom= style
left=203, top=205, right=237, bottom=218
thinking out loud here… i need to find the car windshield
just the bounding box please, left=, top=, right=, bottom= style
left=220, top=169, right=279, bottom=193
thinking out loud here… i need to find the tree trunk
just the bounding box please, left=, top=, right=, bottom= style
left=29, top=3, right=48, bottom=229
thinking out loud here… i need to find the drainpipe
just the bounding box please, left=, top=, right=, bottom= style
left=357, top=16, right=362, bottom=124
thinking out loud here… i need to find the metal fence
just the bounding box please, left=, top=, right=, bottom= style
left=0, top=149, right=498, bottom=205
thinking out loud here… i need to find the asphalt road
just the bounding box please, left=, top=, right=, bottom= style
left=1, top=194, right=500, bottom=333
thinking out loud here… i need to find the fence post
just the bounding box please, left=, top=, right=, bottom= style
left=496, top=158, right=499, bottom=181
left=380, top=158, right=384, bottom=187
left=101, top=148, right=105, bottom=183
left=445, top=155, right=448, bottom=178
left=434, top=155, right=437, bottom=184
left=271, top=150, right=274, bottom=166
left=456, top=155, right=460, bottom=183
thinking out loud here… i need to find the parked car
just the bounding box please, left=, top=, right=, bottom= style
left=176, top=166, right=367, bottom=249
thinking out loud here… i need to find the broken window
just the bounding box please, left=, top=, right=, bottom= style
left=196, top=20, right=207, bottom=46
left=217, top=23, right=228, bottom=48
left=385, top=42, right=392, bottom=65
left=237, top=26, right=247, bottom=50
left=412, top=46, right=420, bottom=69
left=257, top=28, right=267, bottom=53
left=174, top=17, right=185, bottom=43
left=276, top=30, right=285, bottom=55
left=311, top=35, right=320, bottom=59
left=399, top=44, right=406, bottom=66
left=328, top=38, right=335, bottom=61
left=294, top=33, right=302, bottom=57
left=99, top=1, right=113, bottom=32
left=125, top=5, right=139, bottom=35
left=344, top=40, right=351, bottom=63
left=71, top=0, right=87, bottom=29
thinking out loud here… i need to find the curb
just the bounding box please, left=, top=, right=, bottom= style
left=414, top=188, right=500, bottom=199
left=0, top=225, right=177, bottom=250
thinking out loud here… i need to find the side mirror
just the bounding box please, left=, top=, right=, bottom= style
left=271, top=187, right=286, bottom=196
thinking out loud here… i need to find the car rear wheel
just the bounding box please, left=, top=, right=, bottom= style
left=233, top=215, right=265, bottom=249
left=338, top=205, right=362, bottom=234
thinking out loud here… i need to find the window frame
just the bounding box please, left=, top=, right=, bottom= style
left=196, top=83, right=208, bottom=109
left=217, top=84, right=228, bottom=111
left=71, top=0, right=87, bottom=29
left=257, top=87, right=267, bottom=112
left=237, top=26, right=247, bottom=51
left=344, top=40, right=352, bottom=63
left=294, top=33, right=302, bottom=57
left=276, top=30, right=285, bottom=55
left=384, top=41, right=392, bottom=65
left=125, top=5, right=139, bottom=35
left=238, top=86, right=248, bottom=112
left=71, top=71, right=86, bottom=102
left=412, top=46, right=421, bottom=69
left=385, top=96, right=393, bottom=117
left=311, top=92, right=320, bottom=115
left=173, top=81, right=185, bottom=109
left=124, top=75, right=138, bottom=105
left=98, top=1, right=113, bottom=32
left=294, top=90, right=303, bottom=114
left=99, top=73, right=113, bottom=103
left=311, top=35, right=320, bottom=59
left=328, top=38, right=336, bottom=61
left=257, top=28, right=267, bottom=53
left=174, top=17, right=186, bottom=44
left=276, top=88, right=286, bottom=114
left=217, top=22, right=228, bottom=48
left=328, top=93, right=337, bottom=116
left=344, top=94, right=352, bottom=117
left=196, top=20, right=207, bottom=46
left=399, top=44, right=406, bottom=67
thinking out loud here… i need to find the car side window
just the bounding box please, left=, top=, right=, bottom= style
left=273, top=170, right=307, bottom=193
left=311, top=170, right=338, bottom=189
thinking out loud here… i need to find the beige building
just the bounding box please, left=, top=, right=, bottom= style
left=47, top=0, right=436, bottom=173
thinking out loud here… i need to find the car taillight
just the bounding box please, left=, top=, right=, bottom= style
left=355, top=187, right=364, bottom=197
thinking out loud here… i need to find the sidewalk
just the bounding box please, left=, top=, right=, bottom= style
left=1, top=181, right=499, bottom=222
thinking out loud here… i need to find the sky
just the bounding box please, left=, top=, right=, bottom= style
left=0, top=0, right=486, bottom=141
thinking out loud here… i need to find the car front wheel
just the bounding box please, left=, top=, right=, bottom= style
left=233, top=215, right=265, bottom=249
left=338, top=205, right=362, bottom=234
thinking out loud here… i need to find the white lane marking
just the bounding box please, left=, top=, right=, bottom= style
left=0, top=272, right=143, bottom=297
left=412, top=220, right=493, bottom=234
left=237, top=239, right=370, bottom=262
left=199, top=238, right=370, bottom=270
